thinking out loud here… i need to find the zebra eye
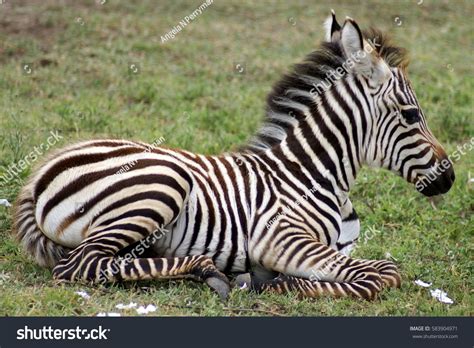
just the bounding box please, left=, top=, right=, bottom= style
left=401, top=108, right=420, bottom=124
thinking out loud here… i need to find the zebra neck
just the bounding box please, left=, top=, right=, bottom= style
left=267, top=135, right=360, bottom=202
left=255, top=103, right=366, bottom=199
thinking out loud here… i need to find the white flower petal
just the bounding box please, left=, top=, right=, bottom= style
left=0, top=199, right=11, bottom=207
left=430, top=288, right=454, bottom=304
left=115, top=302, right=137, bottom=310
left=136, top=304, right=157, bottom=314
left=74, top=290, right=91, bottom=299
left=414, top=279, right=432, bottom=288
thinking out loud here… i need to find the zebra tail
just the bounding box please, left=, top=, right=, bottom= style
left=12, top=183, right=71, bottom=269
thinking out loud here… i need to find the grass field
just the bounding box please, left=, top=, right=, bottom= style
left=0, top=0, right=472, bottom=316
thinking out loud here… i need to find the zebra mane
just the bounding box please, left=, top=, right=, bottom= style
left=363, top=28, right=409, bottom=69
left=245, top=27, right=409, bottom=152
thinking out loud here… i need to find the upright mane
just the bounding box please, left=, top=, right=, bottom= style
left=246, top=27, right=409, bottom=152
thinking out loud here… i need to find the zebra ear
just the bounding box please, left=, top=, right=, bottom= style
left=340, top=18, right=364, bottom=59
left=324, top=9, right=341, bottom=42
left=340, top=18, right=391, bottom=84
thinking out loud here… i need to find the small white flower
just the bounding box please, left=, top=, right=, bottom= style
left=0, top=199, right=11, bottom=207
left=0, top=271, right=11, bottom=283
left=74, top=290, right=91, bottom=300
left=115, top=302, right=137, bottom=310
left=414, top=279, right=432, bottom=288
left=430, top=289, right=454, bottom=304
left=136, top=304, right=157, bottom=315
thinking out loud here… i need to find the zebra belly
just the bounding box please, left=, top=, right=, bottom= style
left=151, top=188, right=249, bottom=273
left=151, top=219, right=249, bottom=273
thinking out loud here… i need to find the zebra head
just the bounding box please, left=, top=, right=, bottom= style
left=326, top=12, right=455, bottom=196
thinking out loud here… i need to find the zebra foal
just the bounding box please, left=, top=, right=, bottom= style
left=13, top=13, right=455, bottom=301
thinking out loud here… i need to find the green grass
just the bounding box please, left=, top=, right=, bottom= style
left=0, top=0, right=472, bottom=316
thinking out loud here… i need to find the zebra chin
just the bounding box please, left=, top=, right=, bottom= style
left=414, top=166, right=455, bottom=197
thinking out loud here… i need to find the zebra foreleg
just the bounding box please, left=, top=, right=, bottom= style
left=356, top=259, right=401, bottom=288
left=254, top=237, right=386, bottom=300
left=251, top=273, right=383, bottom=300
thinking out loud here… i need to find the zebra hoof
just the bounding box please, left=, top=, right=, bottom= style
left=205, top=276, right=230, bottom=301
left=233, top=273, right=251, bottom=290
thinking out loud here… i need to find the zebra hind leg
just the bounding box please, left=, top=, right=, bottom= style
left=52, top=234, right=230, bottom=300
